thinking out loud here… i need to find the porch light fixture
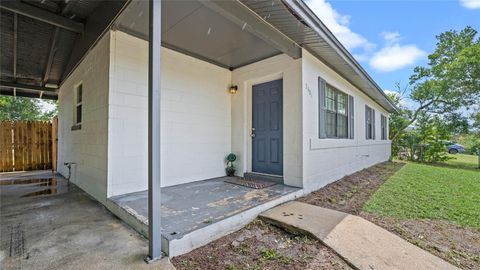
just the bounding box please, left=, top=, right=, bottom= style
left=229, top=85, right=238, bottom=94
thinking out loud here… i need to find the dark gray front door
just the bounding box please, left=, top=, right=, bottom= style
left=252, top=79, right=283, bottom=175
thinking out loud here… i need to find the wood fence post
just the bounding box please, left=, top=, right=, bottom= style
left=52, top=117, right=58, bottom=172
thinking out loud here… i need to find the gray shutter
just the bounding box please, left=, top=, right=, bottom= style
left=318, top=77, right=327, bottom=138
left=380, top=115, right=384, bottom=140
left=381, top=115, right=386, bottom=140
left=386, top=116, right=388, bottom=140
left=372, top=109, right=376, bottom=140
left=348, top=95, right=354, bottom=139
left=365, top=105, right=368, bottom=139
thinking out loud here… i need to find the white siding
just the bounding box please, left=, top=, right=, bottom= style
left=301, top=49, right=391, bottom=191
left=107, top=31, right=232, bottom=195
left=57, top=33, right=110, bottom=203
left=231, top=54, right=303, bottom=187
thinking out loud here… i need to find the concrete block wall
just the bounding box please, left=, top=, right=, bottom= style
left=57, top=33, right=110, bottom=203
left=231, top=55, right=303, bottom=188
left=107, top=31, right=232, bottom=195
left=301, top=49, right=391, bottom=189
left=107, top=31, right=149, bottom=196
left=58, top=30, right=392, bottom=200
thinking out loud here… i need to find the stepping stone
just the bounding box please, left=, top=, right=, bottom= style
left=260, top=201, right=459, bottom=270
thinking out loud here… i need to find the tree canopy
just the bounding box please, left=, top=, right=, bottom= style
left=0, top=96, right=57, bottom=121
left=392, top=27, right=480, bottom=138
left=389, top=26, right=480, bottom=160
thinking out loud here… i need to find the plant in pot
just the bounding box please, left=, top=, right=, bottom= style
left=226, top=153, right=237, bottom=176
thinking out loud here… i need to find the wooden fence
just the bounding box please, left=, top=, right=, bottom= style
left=0, top=119, right=58, bottom=172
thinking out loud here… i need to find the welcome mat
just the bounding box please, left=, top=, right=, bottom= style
left=224, top=177, right=277, bottom=189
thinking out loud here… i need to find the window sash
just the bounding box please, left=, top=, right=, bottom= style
left=365, top=106, right=374, bottom=140
left=381, top=115, right=387, bottom=140
left=325, top=85, right=349, bottom=138
left=74, top=84, right=83, bottom=125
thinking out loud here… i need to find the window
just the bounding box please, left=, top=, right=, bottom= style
left=365, top=105, right=375, bottom=140
left=319, top=77, right=354, bottom=139
left=73, top=83, right=82, bottom=129
left=381, top=114, right=387, bottom=140
left=325, top=86, right=348, bottom=138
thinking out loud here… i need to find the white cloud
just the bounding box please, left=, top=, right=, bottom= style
left=459, top=0, right=480, bottom=9
left=369, top=33, right=426, bottom=72
left=383, top=89, right=399, bottom=96
left=383, top=89, right=416, bottom=109
left=381, top=31, right=401, bottom=44
left=306, top=0, right=426, bottom=72
left=38, top=100, right=57, bottom=113
left=305, top=0, right=375, bottom=52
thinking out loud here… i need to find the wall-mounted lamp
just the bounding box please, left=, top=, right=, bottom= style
left=229, top=85, right=238, bottom=94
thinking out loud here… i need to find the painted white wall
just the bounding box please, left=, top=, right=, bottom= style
left=57, top=33, right=110, bottom=203
left=107, top=31, right=149, bottom=196
left=231, top=54, right=303, bottom=187
left=107, top=31, right=232, bottom=195
left=57, top=30, right=391, bottom=202
left=301, top=49, right=391, bottom=190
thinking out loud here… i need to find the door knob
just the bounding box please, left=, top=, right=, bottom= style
left=251, top=128, right=256, bottom=138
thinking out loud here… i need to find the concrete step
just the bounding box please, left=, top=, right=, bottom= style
left=243, top=172, right=283, bottom=184
left=260, top=201, right=460, bottom=270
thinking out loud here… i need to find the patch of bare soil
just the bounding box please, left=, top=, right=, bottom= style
left=172, top=219, right=352, bottom=270
left=298, top=161, right=480, bottom=270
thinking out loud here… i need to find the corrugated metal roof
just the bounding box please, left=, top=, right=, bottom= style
left=0, top=0, right=122, bottom=100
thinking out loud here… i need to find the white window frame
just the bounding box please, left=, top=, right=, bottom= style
left=381, top=114, right=388, bottom=140
left=365, top=105, right=375, bottom=140
left=73, top=82, right=83, bottom=127
left=325, top=85, right=349, bottom=139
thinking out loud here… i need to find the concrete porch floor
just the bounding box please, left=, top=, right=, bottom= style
left=0, top=171, right=175, bottom=270
left=109, top=176, right=300, bottom=256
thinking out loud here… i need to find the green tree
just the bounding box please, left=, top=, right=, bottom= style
left=391, top=26, right=480, bottom=142
left=0, top=96, right=57, bottom=121
left=385, top=85, right=413, bottom=157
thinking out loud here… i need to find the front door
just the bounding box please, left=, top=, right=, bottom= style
left=252, top=79, right=283, bottom=175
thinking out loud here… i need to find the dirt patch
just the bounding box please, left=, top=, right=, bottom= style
left=299, top=161, right=480, bottom=270
left=172, top=219, right=352, bottom=270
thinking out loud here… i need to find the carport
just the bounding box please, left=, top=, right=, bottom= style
left=0, top=0, right=168, bottom=260
left=1, top=0, right=383, bottom=263
left=1, top=0, right=304, bottom=261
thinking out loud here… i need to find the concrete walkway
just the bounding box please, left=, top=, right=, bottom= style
left=0, top=172, right=175, bottom=270
left=260, top=201, right=459, bottom=270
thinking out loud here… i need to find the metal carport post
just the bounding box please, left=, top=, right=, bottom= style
left=147, top=0, right=162, bottom=262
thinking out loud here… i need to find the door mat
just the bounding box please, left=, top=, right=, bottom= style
left=225, top=177, right=277, bottom=189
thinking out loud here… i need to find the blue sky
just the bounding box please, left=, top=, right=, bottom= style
left=305, top=0, right=480, bottom=94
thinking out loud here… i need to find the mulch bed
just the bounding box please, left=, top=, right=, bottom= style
left=298, top=161, right=480, bottom=270
left=172, top=219, right=352, bottom=270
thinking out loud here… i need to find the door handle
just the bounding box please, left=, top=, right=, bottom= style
left=251, top=128, right=256, bottom=138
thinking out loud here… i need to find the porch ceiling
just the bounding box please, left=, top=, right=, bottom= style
left=114, top=0, right=300, bottom=70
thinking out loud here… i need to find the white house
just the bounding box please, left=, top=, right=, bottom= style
left=8, top=0, right=396, bottom=257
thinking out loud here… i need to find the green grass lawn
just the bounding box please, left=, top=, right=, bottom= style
left=444, top=153, right=480, bottom=170
left=363, top=162, right=480, bottom=228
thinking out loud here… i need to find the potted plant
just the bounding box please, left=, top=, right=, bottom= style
left=226, top=153, right=236, bottom=176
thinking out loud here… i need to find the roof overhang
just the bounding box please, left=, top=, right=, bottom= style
left=0, top=0, right=397, bottom=112
left=240, top=0, right=397, bottom=113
